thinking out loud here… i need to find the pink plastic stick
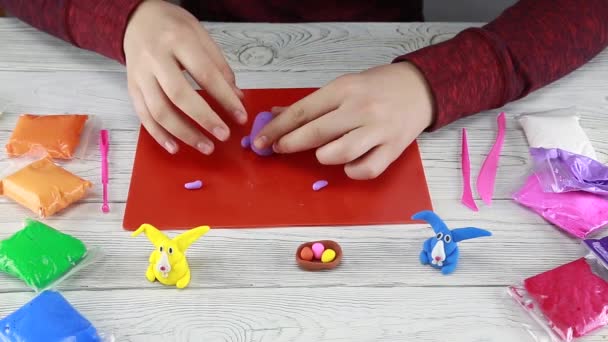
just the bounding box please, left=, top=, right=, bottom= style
left=461, top=128, right=478, bottom=211
left=100, top=130, right=110, bottom=213
left=477, top=112, right=506, bottom=206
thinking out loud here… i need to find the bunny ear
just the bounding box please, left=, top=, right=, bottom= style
left=132, top=223, right=170, bottom=247
left=174, top=226, right=210, bottom=252
left=411, top=210, right=449, bottom=234
left=451, top=227, right=492, bottom=242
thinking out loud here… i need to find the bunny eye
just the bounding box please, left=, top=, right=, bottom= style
left=159, top=246, right=163, bottom=252
left=436, top=233, right=443, bottom=240
left=168, top=247, right=173, bottom=254
left=444, top=235, right=452, bottom=243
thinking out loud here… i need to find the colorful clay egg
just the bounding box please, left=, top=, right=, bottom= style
left=300, top=246, right=314, bottom=261
left=321, top=249, right=336, bottom=263
left=311, top=242, right=325, bottom=259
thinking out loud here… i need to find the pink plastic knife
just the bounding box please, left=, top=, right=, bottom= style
left=461, top=128, right=478, bottom=211
left=100, top=130, right=110, bottom=213
left=477, top=112, right=506, bottom=206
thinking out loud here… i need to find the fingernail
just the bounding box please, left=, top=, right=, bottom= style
left=234, top=110, right=247, bottom=124
left=213, top=127, right=229, bottom=141
left=197, top=142, right=213, bottom=155
left=164, top=141, right=178, bottom=154
left=254, top=135, right=267, bottom=149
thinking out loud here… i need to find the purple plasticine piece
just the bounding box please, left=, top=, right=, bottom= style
left=240, top=136, right=251, bottom=149
left=250, top=112, right=274, bottom=156
left=313, top=180, right=328, bottom=191
left=184, top=180, right=203, bottom=190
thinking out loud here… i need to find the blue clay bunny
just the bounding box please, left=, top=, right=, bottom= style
left=414, top=210, right=492, bottom=275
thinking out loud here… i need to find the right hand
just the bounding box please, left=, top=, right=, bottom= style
left=124, top=0, right=247, bottom=155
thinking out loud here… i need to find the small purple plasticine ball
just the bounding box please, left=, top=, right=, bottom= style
left=240, top=136, right=251, bottom=149
left=313, top=180, right=328, bottom=191
left=185, top=180, right=203, bottom=190
left=249, top=112, right=274, bottom=156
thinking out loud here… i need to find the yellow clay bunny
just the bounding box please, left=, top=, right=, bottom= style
left=132, top=223, right=210, bottom=289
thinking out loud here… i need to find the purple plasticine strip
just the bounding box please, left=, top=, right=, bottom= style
left=184, top=180, right=203, bottom=190
left=460, top=128, right=478, bottom=211
left=240, top=136, right=251, bottom=149
left=313, top=180, right=328, bottom=191
left=250, top=112, right=274, bottom=156
left=477, top=112, right=506, bottom=206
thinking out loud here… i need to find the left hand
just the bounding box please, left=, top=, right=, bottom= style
left=253, top=62, right=435, bottom=180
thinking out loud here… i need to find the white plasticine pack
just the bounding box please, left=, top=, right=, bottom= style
left=517, top=108, right=597, bottom=160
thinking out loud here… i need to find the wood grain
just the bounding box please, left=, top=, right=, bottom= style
left=0, top=287, right=573, bottom=342
left=0, top=18, right=607, bottom=341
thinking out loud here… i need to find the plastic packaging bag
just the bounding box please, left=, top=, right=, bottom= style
left=0, top=153, right=92, bottom=217
left=517, top=108, right=597, bottom=160
left=0, top=290, right=114, bottom=341
left=513, top=174, right=608, bottom=238
left=5, top=114, right=100, bottom=160
left=530, top=147, right=608, bottom=196
left=509, top=236, right=608, bottom=341
left=0, top=219, right=101, bottom=292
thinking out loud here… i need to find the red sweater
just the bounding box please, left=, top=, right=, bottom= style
left=1, top=0, right=607, bottom=130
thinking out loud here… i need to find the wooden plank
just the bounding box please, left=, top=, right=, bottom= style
left=0, top=286, right=581, bottom=342
left=0, top=199, right=588, bottom=292
left=0, top=19, right=473, bottom=72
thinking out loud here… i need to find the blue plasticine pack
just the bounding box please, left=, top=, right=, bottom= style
left=0, top=290, right=113, bottom=341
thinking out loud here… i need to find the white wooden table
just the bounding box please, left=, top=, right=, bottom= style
left=0, top=18, right=607, bottom=342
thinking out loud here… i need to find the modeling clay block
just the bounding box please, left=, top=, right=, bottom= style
left=0, top=158, right=92, bottom=217
left=184, top=180, right=203, bottom=190
left=530, top=147, right=608, bottom=196
left=250, top=112, right=274, bottom=156
left=513, top=174, right=608, bottom=239
left=523, top=258, right=608, bottom=340
left=313, top=180, right=328, bottom=191
left=0, top=219, right=87, bottom=290
left=518, top=108, right=597, bottom=160
left=0, top=291, right=101, bottom=341
left=6, top=114, right=89, bottom=159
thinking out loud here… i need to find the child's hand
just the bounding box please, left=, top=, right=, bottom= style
left=254, top=62, right=434, bottom=180
left=123, top=0, right=247, bottom=155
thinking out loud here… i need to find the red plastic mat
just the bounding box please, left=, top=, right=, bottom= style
left=123, top=88, right=432, bottom=230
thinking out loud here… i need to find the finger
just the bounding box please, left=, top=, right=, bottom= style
left=271, top=106, right=287, bottom=115
left=273, top=109, right=358, bottom=154
left=315, top=126, right=382, bottom=165
left=129, top=83, right=179, bottom=154
left=344, top=144, right=399, bottom=180
left=195, top=26, right=239, bottom=88
left=254, top=86, right=341, bottom=149
left=175, top=45, right=247, bottom=124
left=154, top=56, right=231, bottom=141
left=139, top=75, right=215, bottom=155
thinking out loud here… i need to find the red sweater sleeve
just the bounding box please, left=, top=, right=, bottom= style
left=0, top=0, right=143, bottom=63
left=394, top=0, right=608, bottom=130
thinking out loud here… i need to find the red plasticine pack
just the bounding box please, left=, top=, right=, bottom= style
left=509, top=236, right=608, bottom=341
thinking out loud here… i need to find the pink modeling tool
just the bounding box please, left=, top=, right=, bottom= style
left=100, top=129, right=110, bottom=213
left=461, top=128, right=478, bottom=211
left=477, top=112, right=506, bottom=206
